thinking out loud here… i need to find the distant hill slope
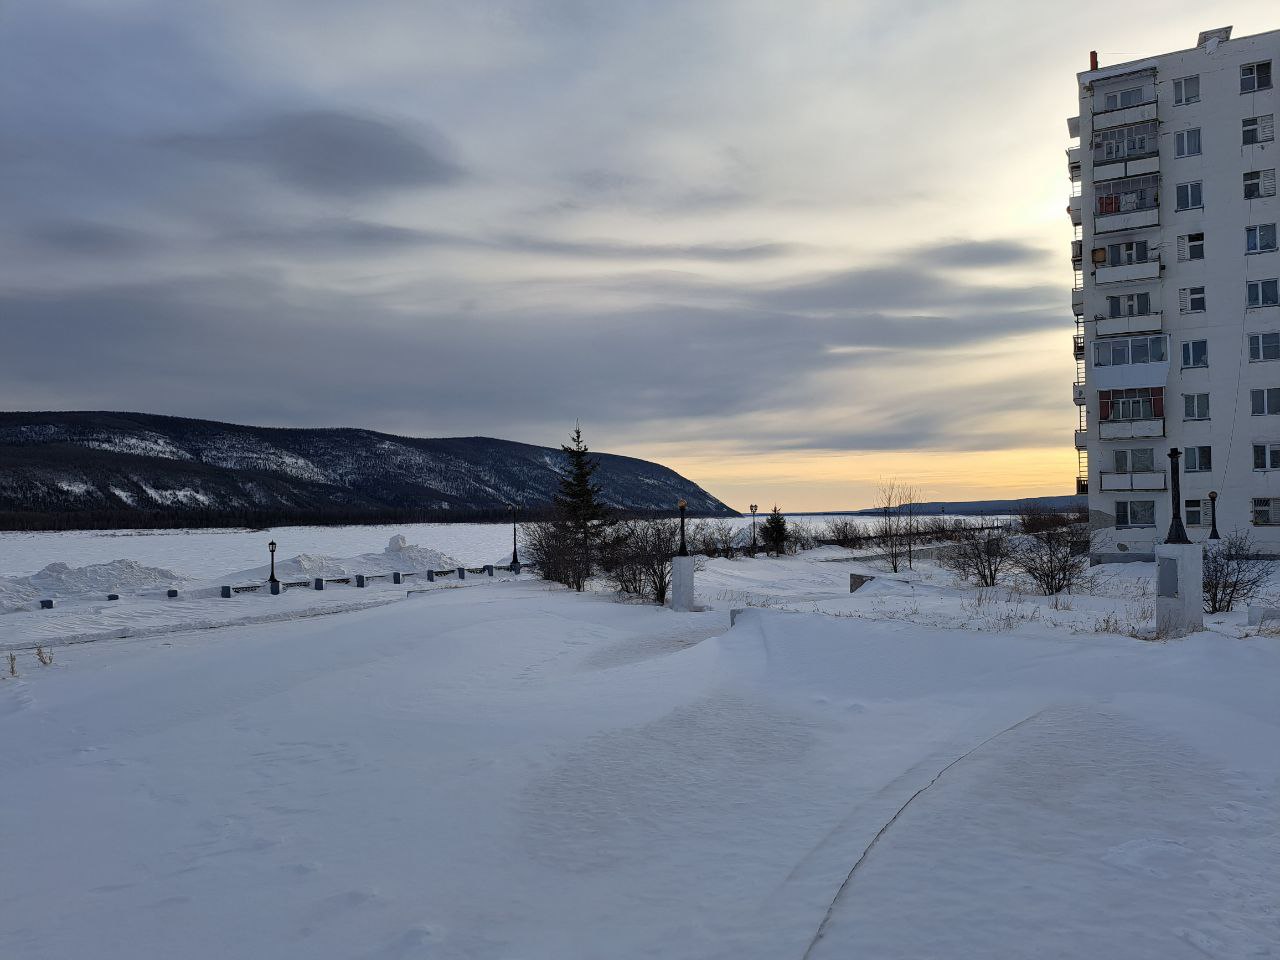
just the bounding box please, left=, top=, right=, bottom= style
left=843, top=494, right=1086, bottom=517
left=0, top=412, right=735, bottom=529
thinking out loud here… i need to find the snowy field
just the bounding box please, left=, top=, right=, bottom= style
left=2, top=532, right=1278, bottom=958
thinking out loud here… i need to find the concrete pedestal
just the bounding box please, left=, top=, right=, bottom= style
left=669, top=555, right=695, bottom=612
left=1154, top=542, right=1204, bottom=637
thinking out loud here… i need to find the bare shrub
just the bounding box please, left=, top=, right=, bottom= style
left=822, top=517, right=867, bottom=549
left=522, top=520, right=578, bottom=587
left=7, top=652, right=15, bottom=677
left=1203, top=531, right=1274, bottom=613
left=939, top=524, right=1012, bottom=587
left=1013, top=524, right=1091, bottom=595
left=601, top=518, right=681, bottom=605
left=688, top=518, right=740, bottom=558
left=35, top=646, right=52, bottom=666
left=787, top=521, right=819, bottom=554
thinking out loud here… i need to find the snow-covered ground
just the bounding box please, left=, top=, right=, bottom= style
left=2, top=539, right=1277, bottom=958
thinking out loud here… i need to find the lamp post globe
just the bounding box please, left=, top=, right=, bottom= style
left=267, top=540, right=278, bottom=585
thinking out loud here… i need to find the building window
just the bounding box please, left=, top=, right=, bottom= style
left=1173, top=76, right=1200, bottom=105
left=1096, top=174, right=1159, bottom=215
left=1247, top=224, right=1278, bottom=254
left=1186, top=500, right=1204, bottom=526
left=1093, top=334, right=1165, bottom=367
left=1104, top=240, right=1149, bottom=265
left=1247, top=279, right=1280, bottom=308
left=1181, top=339, right=1208, bottom=368
left=1092, top=122, right=1157, bottom=163
left=1244, top=170, right=1277, bottom=200
left=1254, top=444, right=1280, bottom=470
left=1107, top=292, right=1153, bottom=317
left=1100, top=386, right=1163, bottom=421
left=1113, top=448, right=1155, bottom=473
left=1175, top=128, right=1202, bottom=157
left=1176, top=181, right=1203, bottom=210
left=1241, top=61, right=1273, bottom=94
left=1104, top=86, right=1146, bottom=109
left=1116, top=500, right=1156, bottom=528
left=1184, top=393, right=1210, bottom=420
left=1178, top=232, right=1205, bottom=261
left=1184, top=446, right=1212, bottom=472
left=1250, top=332, right=1280, bottom=360
left=1250, top=387, right=1280, bottom=415
left=1180, top=287, right=1207, bottom=314
left=1243, top=115, right=1275, bottom=145
left=1254, top=498, right=1280, bottom=525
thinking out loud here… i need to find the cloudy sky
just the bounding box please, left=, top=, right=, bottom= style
left=2, top=1, right=1275, bottom=510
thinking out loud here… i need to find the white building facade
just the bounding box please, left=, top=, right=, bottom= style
left=1070, top=26, right=1279, bottom=561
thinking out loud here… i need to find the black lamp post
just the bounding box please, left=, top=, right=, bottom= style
left=1208, top=490, right=1220, bottom=540
left=749, top=503, right=758, bottom=554
left=509, top=504, right=520, bottom=566
left=1165, top=449, right=1191, bottom=544
left=267, top=539, right=278, bottom=584
left=678, top=499, right=688, bottom=557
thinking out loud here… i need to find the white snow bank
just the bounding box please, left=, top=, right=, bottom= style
left=219, top=535, right=459, bottom=585
left=0, top=559, right=184, bottom=610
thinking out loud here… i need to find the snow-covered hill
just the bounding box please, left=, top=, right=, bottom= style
left=0, top=411, right=734, bottom=525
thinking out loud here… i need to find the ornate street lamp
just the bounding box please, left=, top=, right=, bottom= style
left=1165, top=449, right=1191, bottom=544
left=678, top=499, right=688, bottom=557
left=1208, top=490, right=1220, bottom=540
left=267, top=539, right=279, bottom=585
left=509, top=504, right=520, bottom=566
left=749, top=503, right=758, bottom=553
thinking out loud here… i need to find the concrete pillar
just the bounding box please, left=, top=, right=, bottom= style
left=669, top=555, right=695, bottom=612
left=1155, top=542, right=1204, bottom=637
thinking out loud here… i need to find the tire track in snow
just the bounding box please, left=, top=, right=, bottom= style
left=799, top=708, right=1052, bottom=960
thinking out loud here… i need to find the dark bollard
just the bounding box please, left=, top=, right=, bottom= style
left=392, top=572, right=403, bottom=585
left=313, top=578, right=325, bottom=591
left=484, top=564, right=494, bottom=577
left=270, top=581, right=282, bottom=595
left=457, top=567, right=466, bottom=580
left=166, top=589, right=179, bottom=599
left=426, top=569, right=435, bottom=582
left=40, top=599, right=55, bottom=609
left=355, top=574, right=366, bottom=588
left=510, top=561, right=522, bottom=575
left=220, top=586, right=232, bottom=599
left=107, top=593, right=119, bottom=601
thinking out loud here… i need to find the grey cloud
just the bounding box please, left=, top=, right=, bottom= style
left=920, top=238, right=1054, bottom=269
left=166, top=111, right=463, bottom=197
left=24, top=221, right=151, bottom=256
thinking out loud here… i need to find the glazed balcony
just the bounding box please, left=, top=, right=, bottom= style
left=1098, top=417, right=1164, bottom=440
left=1095, top=259, right=1161, bottom=284
left=1099, top=470, right=1167, bottom=492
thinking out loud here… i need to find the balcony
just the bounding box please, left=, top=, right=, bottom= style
left=1094, top=312, right=1162, bottom=336
left=1067, top=116, right=1080, bottom=139
left=1091, top=99, right=1158, bottom=130
left=1075, top=429, right=1088, bottom=450
left=1072, top=287, right=1084, bottom=315
left=1073, top=382, right=1087, bottom=405
left=1071, top=239, right=1083, bottom=266
left=1100, top=470, right=1167, bottom=492
left=1076, top=477, right=1089, bottom=495
left=1095, top=259, right=1161, bottom=284
left=1095, top=207, right=1159, bottom=234
left=1073, top=333, right=1085, bottom=358
left=1094, top=155, right=1160, bottom=181
left=1099, top=418, right=1164, bottom=440
left=1068, top=195, right=1082, bottom=226
left=1066, top=145, right=1081, bottom=182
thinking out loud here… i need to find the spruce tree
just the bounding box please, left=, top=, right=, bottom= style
left=760, top=505, right=788, bottom=555
left=553, top=424, right=609, bottom=591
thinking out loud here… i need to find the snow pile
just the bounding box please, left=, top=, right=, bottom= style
left=220, top=535, right=458, bottom=585
left=0, top=559, right=185, bottom=610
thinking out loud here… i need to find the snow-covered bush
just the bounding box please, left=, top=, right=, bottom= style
left=939, top=524, right=1013, bottom=587
left=1012, top=524, right=1091, bottom=596
left=822, top=517, right=866, bottom=549
left=600, top=518, right=680, bottom=604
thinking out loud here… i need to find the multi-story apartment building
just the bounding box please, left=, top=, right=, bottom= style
left=1069, top=25, right=1279, bottom=561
